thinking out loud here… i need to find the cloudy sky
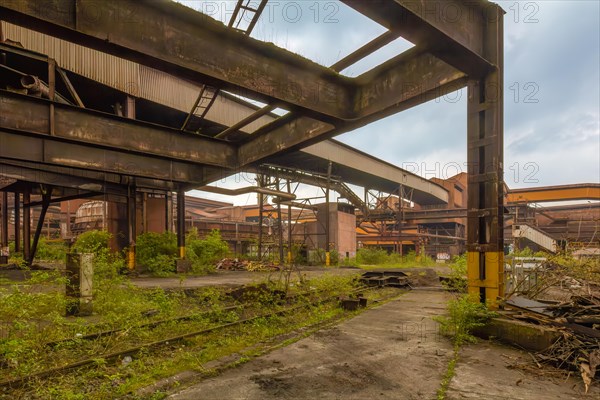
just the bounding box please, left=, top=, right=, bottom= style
left=182, top=0, right=600, bottom=205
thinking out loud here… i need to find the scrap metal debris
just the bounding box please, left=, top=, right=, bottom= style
left=216, top=258, right=280, bottom=272
left=504, top=293, right=600, bottom=392
left=360, top=271, right=411, bottom=288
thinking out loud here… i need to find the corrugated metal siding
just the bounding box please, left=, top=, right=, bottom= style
left=2, top=21, right=139, bottom=96
left=1, top=22, right=272, bottom=133
left=138, top=65, right=197, bottom=112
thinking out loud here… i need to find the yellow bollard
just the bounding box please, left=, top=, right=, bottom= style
left=128, top=246, right=135, bottom=270
left=325, top=251, right=330, bottom=267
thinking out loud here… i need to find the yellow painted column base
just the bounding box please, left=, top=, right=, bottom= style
left=467, top=251, right=504, bottom=308
left=325, top=252, right=330, bottom=267
left=179, top=246, right=186, bottom=259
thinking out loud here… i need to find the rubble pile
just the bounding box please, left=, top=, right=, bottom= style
left=505, top=294, right=600, bottom=392
left=216, top=258, right=280, bottom=272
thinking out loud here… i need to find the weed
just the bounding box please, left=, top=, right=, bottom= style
left=434, top=294, right=496, bottom=346
left=434, top=292, right=496, bottom=399
left=442, top=254, right=467, bottom=292
left=436, top=345, right=459, bottom=400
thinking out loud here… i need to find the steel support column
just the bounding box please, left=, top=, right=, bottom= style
left=257, top=175, right=264, bottom=261
left=29, top=187, right=53, bottom=265
left=14, top=192, right=20, bottom=253
left=1, top=192, right=8, bottom=264
left=276, top=178, right=284, bottom=265
left=325, top=161, right=332, bottom=266
left=287, top=180, right=293, bottom=264
left=466, top=6, right=505, bottom=304
left=22, top=190, right=30, bottom=263
left=127, top=184, right=136, bottom=270
left=176, top=189, right=186, bottom=259
left=165, top=192, right=170, bottom=232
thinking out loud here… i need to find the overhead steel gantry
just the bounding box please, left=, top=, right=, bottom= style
left=0, top=0, right=505, bottom=302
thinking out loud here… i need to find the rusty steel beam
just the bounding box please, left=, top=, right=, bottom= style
left=216, top=30, right=401, bottom=140
left=341, top=0, right=497, bottom=77
left=0, top=159, right=178, bottom=193
left=330, top=30, right=402, bottom=72
left=0, top=0, right=353, bottom=121
left=354, top=48, right=466, bottom=118
left=238, top=69, right=467, bottom=166
left=0, top=130, right=212, bottom=184
left=0, top=91, right=236, bottom=168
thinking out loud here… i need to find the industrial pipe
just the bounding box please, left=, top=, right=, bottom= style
left=20, top=75, right=70, bottom=104
left=198, top=185, right=296, bottom=201
left=20, top=75, right=50, bottom=98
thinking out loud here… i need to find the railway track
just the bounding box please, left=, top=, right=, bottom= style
left=0, top=285, right=387, bottom=390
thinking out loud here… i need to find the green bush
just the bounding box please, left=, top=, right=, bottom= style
left=73, top=230, right=111, bottom=256
left=34, top=238, right=67, bottom=261
left=511, top=246, right=548, bottom=258
left=136, top=232, right=178, bottom=276
left=434, top=294, right=496, bottom=346
left=187, top=229, right=229, bottom=273
left=73, top=230, right=122, bottom=278
left=356, top=248, right=390, bottom=265
left=290, top=243, right=307, bottom=265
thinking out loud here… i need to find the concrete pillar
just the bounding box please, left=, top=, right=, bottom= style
left=66, top=253, right=93, bottom=316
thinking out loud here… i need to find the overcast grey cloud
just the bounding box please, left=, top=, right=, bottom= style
left=183, top=0, right=599, bottom=203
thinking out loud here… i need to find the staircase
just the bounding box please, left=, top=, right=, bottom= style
left=512, top=223, right=558, bottom=253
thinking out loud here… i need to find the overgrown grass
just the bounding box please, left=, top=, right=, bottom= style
left=0, top=273, right=385, bottom=399
left=348, top=248, right=436, bottom=269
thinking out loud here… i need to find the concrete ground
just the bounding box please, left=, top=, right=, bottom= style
left=169, top=289, right=598, bottom=400
left=448, top=341, right=599, bottom=400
